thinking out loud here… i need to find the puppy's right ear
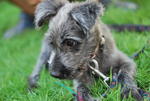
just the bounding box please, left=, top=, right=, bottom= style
left=35, top=0, right=68, bottom=28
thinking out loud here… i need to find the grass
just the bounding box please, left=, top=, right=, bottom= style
left=0, top=0, right=150, bottom=101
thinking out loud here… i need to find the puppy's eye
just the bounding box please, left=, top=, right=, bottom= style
left=49, top=42, right=54, bottom=46
left=63, top=39, right=79, bottom=47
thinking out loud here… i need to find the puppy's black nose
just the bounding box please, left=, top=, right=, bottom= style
left=51, top=69, right=71, bottom=79
left=51, top=72, right=62, bottom=78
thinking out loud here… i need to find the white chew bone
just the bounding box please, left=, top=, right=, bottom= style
left=88, top=59, right=110, bottom=87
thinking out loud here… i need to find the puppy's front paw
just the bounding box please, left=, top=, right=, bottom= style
left=76, top=85, right=99, bottom=101
left=121, top=86, right=143, bottom=101
left=28, top=75, right=39, bottom=90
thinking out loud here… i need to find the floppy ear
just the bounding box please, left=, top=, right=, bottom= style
left=70, top=2, right=104, bottom=34
left=35, top=0, right=68, bottom=28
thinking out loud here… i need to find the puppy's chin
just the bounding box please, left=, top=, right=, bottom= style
left=51, top=76, right=75, bottom=80
left=69, top=70, right=87, bottom=80
left=50, top=72, right=75, bottom=80
left=50, top=69, right=85, bottom=80
left=51, top=74, right=83, bottom=80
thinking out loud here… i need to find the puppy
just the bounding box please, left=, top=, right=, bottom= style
left=28, top=0, right=143, bottom=101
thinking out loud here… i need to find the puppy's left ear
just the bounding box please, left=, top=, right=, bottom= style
left=70, top=2, right=104, bottom=34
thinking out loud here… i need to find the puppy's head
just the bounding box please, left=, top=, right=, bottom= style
left=35, top=0, right=104, bottom=79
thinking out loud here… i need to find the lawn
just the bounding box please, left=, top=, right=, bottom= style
left=0, top=0, right=150, bottom=101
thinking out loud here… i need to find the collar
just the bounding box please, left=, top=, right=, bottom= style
left=88, top=33, right=109, bottom=87
left=89, top=33, right=105, bottom=59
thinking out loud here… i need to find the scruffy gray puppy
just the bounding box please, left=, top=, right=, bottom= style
left=28, top=0, right=143, bottom=101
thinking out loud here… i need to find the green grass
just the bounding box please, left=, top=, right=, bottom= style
left=0, top=0, right=150, bottom=101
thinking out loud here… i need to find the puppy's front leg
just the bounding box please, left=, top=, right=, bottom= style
left=116, top=57, right=143, bottom=101
left=28, top=40, right=51, bottom=89
left=74, top=80, right=99, bottom=101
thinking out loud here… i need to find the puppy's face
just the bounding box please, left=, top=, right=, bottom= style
left=35, top=0, right=103, bottom=79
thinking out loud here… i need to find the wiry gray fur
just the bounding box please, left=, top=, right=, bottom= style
left=28, top=0, right=143, bottom=101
